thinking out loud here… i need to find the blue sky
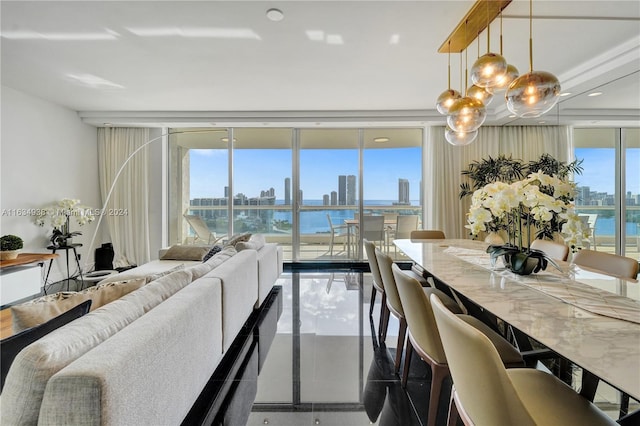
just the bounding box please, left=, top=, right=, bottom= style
left=189, top=147, right=639, bottom=200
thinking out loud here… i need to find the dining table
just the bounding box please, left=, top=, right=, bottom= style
left=394, top=238, right=640, bottom=407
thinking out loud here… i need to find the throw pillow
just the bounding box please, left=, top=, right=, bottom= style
left=224, top=232, right=252, bottom=247
left=202, top=244, right=223, bottom=262
left=11, top=278, right=146, bottom=333
left=160, top=244, right=211, bottom=261
left=236, top=234, right=266, bottom=251
left=1, top=299, right=92, bottom=392
left=144, top=263, right=185, bottom=283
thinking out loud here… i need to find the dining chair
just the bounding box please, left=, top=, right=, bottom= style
left=360, top=216, right=386, bottom=256
left=393, top=265, right=524, bottom=426
left=530, top=238, right=569, bottom=262
left=430, top=293, right=617, bottom=426
left=374, top=247, right=409, bottom=374
left=326, top=213, right=349, bottom=256
left=364, top=239, right=389, bottom=338
left=388, top=215, right=420, bottom=254
left=572, top=248, right=638, bottom=279
left=579, top=214, right=599, bottom=249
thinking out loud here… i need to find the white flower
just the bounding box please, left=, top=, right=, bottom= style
left=34, top=198, right=95, bottom=232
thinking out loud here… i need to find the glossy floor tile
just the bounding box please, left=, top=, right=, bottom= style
left=246, top=271, right=434, bottom=426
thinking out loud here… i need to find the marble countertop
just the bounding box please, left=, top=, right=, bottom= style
left=395, top=238, right=640, bottom=400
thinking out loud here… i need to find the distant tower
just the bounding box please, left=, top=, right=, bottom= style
left=331, top=191, right=337, bottom=206
left=398, top=179, right=410, bottom=205
left=298, top=189, right=303, bottom=204
left=338, top=175, right=347, bottom=205
left=323, top=194, right=330, bottom=205
left=284, top=178, right=291, bottom=205
left=347, top=175, right=356, bottom=205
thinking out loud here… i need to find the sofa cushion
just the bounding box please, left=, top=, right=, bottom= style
left=236, top=234, right=266, bottom=251
left=97, top=259, right=198, bottom=285
left=11, top=278, right=146, bottom=333
left=0, top=300, right=92, bottom=393
left=0, top=268, right=193, bottom=426
left=160, top=244, right=210, bottom=261
left=144, top=263, right=185, bottom=283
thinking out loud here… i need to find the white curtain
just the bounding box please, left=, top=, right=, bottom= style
left=425, top=125, right=572, bottom=239
left=97, top=128, right=151, bottom=267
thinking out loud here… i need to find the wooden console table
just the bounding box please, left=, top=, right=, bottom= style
left=1, top=253, right=58, bottom=307
left=0, top=253, right=58, bottom=269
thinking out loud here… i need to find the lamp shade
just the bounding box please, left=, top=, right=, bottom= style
left=436, top=89, right=462, bottom=115
left=490, top=63, right=519, bottom=93
left=447, top=97, right=486, bottom=132
left=505, top=70, right=561, bottom=117
left=470, top=53, right=508, bottom=88
left=467, top=84, right=494, bottom=106
left=445, top=127, right=478, bottom=146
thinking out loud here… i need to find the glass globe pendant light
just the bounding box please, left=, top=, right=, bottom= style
left=445, top=126, right=478, bottom=146
left=467, top=36, right=494, bottom=105
left=447, top=23, right=486, bottom=133
left=470, top=16, right=507, bottom=89
left=436, top=41, right=461, bottom=115
left=506, top=0, right=560, bottom=117
left=491, top=10, right=519, bottom=92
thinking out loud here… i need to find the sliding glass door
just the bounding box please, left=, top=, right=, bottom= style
left=168, top=126, right=424, bottom=262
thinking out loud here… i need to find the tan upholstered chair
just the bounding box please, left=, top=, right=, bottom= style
left=530, top=239, right=569, bottom=262
left=430, top=294, right=617, bottom=426
left=375, top=248, right=407, bottom=373
left=364, top=239, right=389, bottom=338
left=410, top=229, right=446, bottom=240
left=572, top=249, right=638, bottom=279
left=393, top=265, right=523, bottom=426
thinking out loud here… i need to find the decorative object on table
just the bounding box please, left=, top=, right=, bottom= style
left=0, top=235, right=23, bottom=260
left=461, top=155, right=588, bottom=275
left=467, top=172, right=588, bottom=275
left=34, top=198, right=95, bottom=248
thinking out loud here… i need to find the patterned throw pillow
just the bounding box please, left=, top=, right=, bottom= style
left=224, top=233, right=252, bottom=247
left=160, top=244, right=211, bottom=261
left=202, top=245, right=223, bottom=262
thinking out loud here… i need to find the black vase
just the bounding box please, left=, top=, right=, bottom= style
left=504, top=251, right=539, bottom=275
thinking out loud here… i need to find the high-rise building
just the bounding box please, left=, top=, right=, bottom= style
left=347, top=175, right=356, bottom=205
left=331, top=191, right=337, bottom=206
left=323, top=194, right=330, bottom=205
left=338, top=175, right=347, bottom=205
left=398, top=178, right=410, bottom=205
left=284, top=178, right=291, bottom=205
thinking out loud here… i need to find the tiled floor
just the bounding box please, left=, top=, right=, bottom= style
left=248, top=270, right=428, bottom=426
left=237, top=270, right=635, bottom=426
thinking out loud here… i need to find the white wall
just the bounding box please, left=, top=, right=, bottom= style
left=1, top=86, right=101, bottom=283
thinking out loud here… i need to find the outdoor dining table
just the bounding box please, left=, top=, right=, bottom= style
left=343, top=218, right=397, bottom=257
left=393, top=238, right=640, bottom=406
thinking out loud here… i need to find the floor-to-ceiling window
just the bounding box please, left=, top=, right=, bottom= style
left=168, top=126, right=423, bottom=262
left=574, top=128, right=639, bottom=258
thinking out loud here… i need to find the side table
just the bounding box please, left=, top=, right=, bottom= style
left=45, top=244, right=84, bottom=293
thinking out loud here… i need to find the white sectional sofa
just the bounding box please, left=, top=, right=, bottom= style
left=1, top=238, right=283, bottom=426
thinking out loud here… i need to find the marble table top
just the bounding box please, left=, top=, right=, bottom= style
left=394, top=238, right=640, bottom=400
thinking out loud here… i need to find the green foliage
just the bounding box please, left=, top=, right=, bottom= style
left=459, top=153, right=583, bottom=199
left=0, top=234, right=23, bottom=251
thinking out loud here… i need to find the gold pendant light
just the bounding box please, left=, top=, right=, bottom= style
left=506, top=0, right=560, bottom=117
left=447, top=21, right=486, bottom=133
left=491, top=9, right=519, bottom=92
left=445, top=126, right=478, bottom=146
left=436, top=41, right=462, bottom=115
left=470, top=4, right=507, bottom=89
left=467, top=35, right=495, bottom=105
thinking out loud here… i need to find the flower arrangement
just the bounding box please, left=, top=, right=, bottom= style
left=465, top=171, right=590, bottom=274
left=35, top=198, right=95, bottom=247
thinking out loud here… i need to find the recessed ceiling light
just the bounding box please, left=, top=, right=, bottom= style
left=374, top=137, right=390, bottom=143
left=538, top=121, right=546, bottom=124
left=221, top=137, right=237, bottom=142
left=559, top=92, right=571, bottom=97
left=266, top=8, right=284, bottom=22
left=389, top=34, right=400, bottom=45
left=588, top=92, right=603, bottom=97
left=104, top=123, right=113, bottom=127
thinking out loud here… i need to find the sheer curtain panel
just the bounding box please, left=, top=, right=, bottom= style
left=97, top=127, right=151, bottom=267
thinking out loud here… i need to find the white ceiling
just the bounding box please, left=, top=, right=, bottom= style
left=1, top=0, right=639, bottom=128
